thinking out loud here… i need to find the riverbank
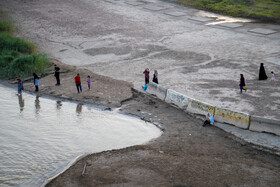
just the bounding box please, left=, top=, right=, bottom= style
left=9, top=60, right=279, bottom=186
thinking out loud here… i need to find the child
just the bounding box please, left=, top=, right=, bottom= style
left=270, top=71, right=275, bottom=82
left=203, top=112, right=214, bottom=127
left=33, top=73, right=39, bottom=92
left=17, top=78, right=23, bottom=95
left=35, top=77, right=39, bottom=92
left=87, top=75, right=91, bottom=89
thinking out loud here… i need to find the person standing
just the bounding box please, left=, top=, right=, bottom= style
left=143, top=68, right=150, bottom=84
left=87, top=75, right=91, bottom=90
left=33, top=73, right=39, bottom=92
left=75, top=73, right=82, bottom=93
left=270, top=71, right=275, bottom=82
left=152, top=70, right=158, bottom=84
left=17, top=78, right=23, bottom=95
left=239, top=74, right=247, bottom=93
left=54, top=64, right=60, bottom=85
left=259, top=63, right=268, bottom=80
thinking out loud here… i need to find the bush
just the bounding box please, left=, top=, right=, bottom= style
left=7, top=54, right=48, bottom=78
left=0, top=20, right=12, bottom=32
left=0, top=32, right=35, bottom=54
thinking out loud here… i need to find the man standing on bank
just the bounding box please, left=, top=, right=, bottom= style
left=54, top=64, right=60, bottom=86
left=75, top=73, right=82, bottom=93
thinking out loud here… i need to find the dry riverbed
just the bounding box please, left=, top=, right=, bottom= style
left=12, top=60, right=280, bottom=186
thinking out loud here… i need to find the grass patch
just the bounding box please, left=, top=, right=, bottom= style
left=0, top=11, right=50, bottom=79
left=174, top=0, right=280, bottom=22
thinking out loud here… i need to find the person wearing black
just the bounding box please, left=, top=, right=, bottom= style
left=259, top=63, right=268, bottom=80
left=54, top=64, right=60, bottom=85
left=239, top=74, right=246, bottom=93
left=152, top=70, right=158, bottom=84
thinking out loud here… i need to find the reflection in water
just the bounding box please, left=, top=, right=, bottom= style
left=76, top=103, right=83, bottom=114
left=56, top=100, right=62, bottom=110
left=18, top=94, right=24, bottom=112
left=35, top=96, right=40, bottom=114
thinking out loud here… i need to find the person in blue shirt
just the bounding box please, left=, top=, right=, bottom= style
left=33, top=73, right=39, bottom=92
left=203, top=112, right=214, bottom=126
left=17, top=78, right=23, bottom=95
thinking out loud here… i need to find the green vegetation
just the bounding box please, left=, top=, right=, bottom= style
left=174, top=0, right=280, bottom=22
left=0, top=11, right=49, bottom=79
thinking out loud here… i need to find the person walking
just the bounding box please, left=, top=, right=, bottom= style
left=239, top=74, right=247, bottom=93
left=143, top=68, right=150, bottom=84
left=17, top=78, right=23, bottom=95
left=87, top=75, right=91, bottom=90
left=259, top=63, right=268, bottom=80
left=270, top=71, right=275, bottom=82
left=54, top=64, right=60, bottom=85
left=75, top=73, right=82, bottom=93
left=33, top=73, right=39, bottom=92
left=152, top=70, right=158, bottom=84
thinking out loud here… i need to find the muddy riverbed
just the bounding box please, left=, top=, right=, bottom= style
left=7, top=62, right=278, bottom=186
left=0, top=0, right=280, bottom=185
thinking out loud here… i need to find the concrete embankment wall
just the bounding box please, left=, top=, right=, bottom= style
left=145, top=83, right=279, bottom=136
left=250, top=116, right=280, bottom=136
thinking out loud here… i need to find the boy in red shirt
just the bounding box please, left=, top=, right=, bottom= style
left=75, top=73, right=82, bottom=93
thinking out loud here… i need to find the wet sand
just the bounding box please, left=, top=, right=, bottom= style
left=7, top=60, right=279, bottom=186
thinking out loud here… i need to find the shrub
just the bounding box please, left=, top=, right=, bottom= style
left=7, top=54, right=48, bottom=78
left=0, top=20, right=12, bottom=32
left=0, top=32, right=35, bottom=54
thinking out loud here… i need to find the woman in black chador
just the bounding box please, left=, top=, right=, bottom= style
left=259, top=63, right=268, bottom=80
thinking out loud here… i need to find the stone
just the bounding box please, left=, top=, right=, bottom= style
left=143, top=5, right=167, bottom=11
left=248, top=28, right=278, bottom=35
left=216, top=22, right=243, bottom=28
left=125, top=1, right=144, bottom=6
left=188, top=16, right=214, bottom=22
left=164, top=11, right=187, bottom=17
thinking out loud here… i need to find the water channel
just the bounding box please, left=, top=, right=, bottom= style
left=0, top=84, right=162, bottom=186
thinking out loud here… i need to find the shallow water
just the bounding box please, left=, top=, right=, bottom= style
left=0, top=84, right=161, bottom=187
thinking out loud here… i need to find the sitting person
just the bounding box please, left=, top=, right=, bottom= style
left=203, top=112, right=214, bottom=126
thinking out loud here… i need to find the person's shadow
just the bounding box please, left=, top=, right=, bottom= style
left=18, top=94, right=24, bottom=112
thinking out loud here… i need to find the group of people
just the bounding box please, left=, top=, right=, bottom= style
left=239, top=63, right=276, bottom=93
left=74, top=73, right=92, bottom=93
left=143, top=68, right=159, bottom=85
left=17, top=64, right=93, bottom=95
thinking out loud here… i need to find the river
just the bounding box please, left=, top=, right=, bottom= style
left=0, top=84, right=161, bottom=186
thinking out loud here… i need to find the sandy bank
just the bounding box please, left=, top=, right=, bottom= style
left=12, top=60, right=278, bottom=186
